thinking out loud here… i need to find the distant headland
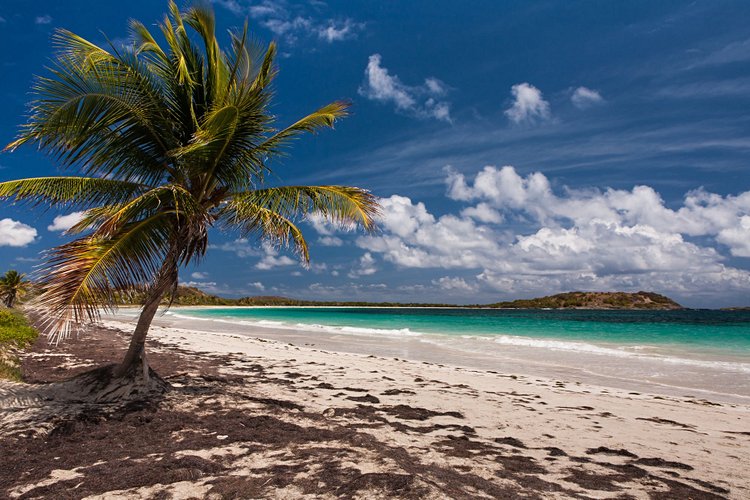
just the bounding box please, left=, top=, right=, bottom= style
left=120, top=287, right=684, bottom=310
left=485, top=291, right=683, bottom=310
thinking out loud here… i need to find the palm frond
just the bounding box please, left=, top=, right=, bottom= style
left=32, top=213, right=175, bottom=340
left=220, top=185, right=379, bottom=264
left=0, top=177, right=147, bottom=209
left=220, top=204, right=310, bottom=263
left=92, top=184, right=207, bottom=237
left=3, top=1, right=380, bottom=340
left=250, top=42, right=277, bottom=92
left=5, top=29, right=179, bottom=184
left=258, top=101, right=350, bottom=155
left=228, top=185, right=380, bottom=231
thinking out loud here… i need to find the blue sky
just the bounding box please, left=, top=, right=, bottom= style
left=1, top=0, right=749, bottom=307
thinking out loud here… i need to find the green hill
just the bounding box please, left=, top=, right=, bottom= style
left=118, top=286, right=682, bottom=310
left=486, top=291, right=683, bottom=310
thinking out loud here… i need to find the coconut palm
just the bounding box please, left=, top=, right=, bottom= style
left=0, top=270, right=30, bottom=308
left=0, top=2, right=378, bottom=388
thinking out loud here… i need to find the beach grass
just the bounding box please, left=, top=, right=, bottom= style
left=0, top=309, right=38, bottom=381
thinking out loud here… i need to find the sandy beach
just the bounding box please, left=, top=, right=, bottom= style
left=0, top=311, right=747, bottom=499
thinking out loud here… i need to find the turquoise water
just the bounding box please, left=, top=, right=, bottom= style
left=173, top=307, right=750, bottom=360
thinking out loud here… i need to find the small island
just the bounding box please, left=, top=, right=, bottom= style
left=486, top=291, right=683, bottom=310
left=122, top=287, right=684, bottom=310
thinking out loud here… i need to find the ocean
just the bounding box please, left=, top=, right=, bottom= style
left=160, top=307, right=750, bottom=400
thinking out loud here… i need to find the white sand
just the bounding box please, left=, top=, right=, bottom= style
left=99, top=313, right=750, bottom=498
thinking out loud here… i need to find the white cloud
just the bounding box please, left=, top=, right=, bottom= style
left=504, top=83, right=551, bottom=124
left=460, top=203, right=503, bottom=223
left=348, top=252, right=378, bottom=278
left=15, top=256, right=40, bottom=263
left=571, top=86, right=604, bottom=108
left=212, top=0, right=244, bottom=15
left=47, top=211, right=84, bottom=232
left=191, top=272, right=209, bottom=280
left=318, top=19, right=362, bottom=43
left=307, top=212, right=356, bottom=236
left=213, top=238, right=299, bottom=269
left=256, top=254, right=296, bottom=270
left=356, top=166, right=750, bottom=301
left=249, top=4, right=279, bottom=17
left=359, top=54, right=452, bottom=122
left=264, top=16, right=311, bottom=39
left=432, top=276, right=475, bottom=291
left=248, top=281, right=265, bottom=291
left=215, top=0, right=362, bottom=45
left=717, top=216, right=750, bottom=257
left=256, top=242, right=297, bottom=270
left=425, top=77, right=447, bottom=95
left=318, top=236, right=344, bottom=247
left=211, top=238, right=261, bottom=258
left=0, top=219, right=37, bottom=247
left=446, top=165, right=750, bottom=243
left=182, top=280, right=218, bottom=291
left=35, top=15, right=52, bottom=25
left=310, top=262, right=328, bottom=274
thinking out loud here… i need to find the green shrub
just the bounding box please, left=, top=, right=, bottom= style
left=0, top=309, right=38, bottom=381
left=0, top=309, right=38, bottom=347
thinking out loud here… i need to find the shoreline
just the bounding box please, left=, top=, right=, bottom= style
left=110, top=308, right=750, bottom=405
left=142, top=304, right=713, bottom=310
left=3, top=314, right=749, bottom=498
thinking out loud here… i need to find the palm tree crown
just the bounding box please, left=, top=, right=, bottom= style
left=0, top=270, right=30, bottom=308
left=0, top=2, right=379, bottom=345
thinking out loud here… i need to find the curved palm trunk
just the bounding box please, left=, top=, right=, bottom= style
left=115, top=251, right=178, bottom=378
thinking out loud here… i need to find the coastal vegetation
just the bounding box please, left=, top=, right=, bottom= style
left=0, top=310, right=38, bottom=381
left=0, top=1, right=378, bottom=400
left=487, top=291, right=683, bottom=310
left=125, top=285, right=684, bottom=310
left=0, top=270, right=30, bottom=308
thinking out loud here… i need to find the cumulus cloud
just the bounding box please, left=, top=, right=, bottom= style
left=460, top=203, right=503, bottom=223
left=34, top=15, right=52, bottom=25
left=717, top=216, right=750, bottom=257
left=445, top=165, right=750, bottom=243
left=504, top=83, right=551, bottom=124
left=306, top=212, right=356, bottom=236
left=191, top=272, right=209, bottom=280
left=318, top=236, right=344, bottom=247
left=354, top=166, right=750, bottom=300
left=256, top=242, right=297, bottom=270
left=359, top=54, right=452, bottom=122
left=211, top=238, right=261, bottom=258
left=47, top=212, right=85, bottom=232
left=571, top=86, right=604, bottom=108
left=0, top=219, right=38, bottom=247
left=212, top=239, right=297, bottom=269
left=432, top=276, right=475, bottom=291
left=248, top=281, right=266, bottom=291
left=348, top=252, right=378, bottom=278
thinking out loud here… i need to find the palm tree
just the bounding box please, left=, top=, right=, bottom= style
left=0, top=270, right=30, bottom=308
left=0, top=2, right=378, bottom=388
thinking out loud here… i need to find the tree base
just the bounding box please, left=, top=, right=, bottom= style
left=0, top=360, right=171, bottom=437
left=59, top=361, right=171, bottom=404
